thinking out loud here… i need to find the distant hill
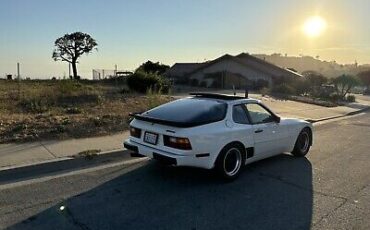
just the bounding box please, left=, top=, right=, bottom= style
left=253, top=53, right=370, bottom=78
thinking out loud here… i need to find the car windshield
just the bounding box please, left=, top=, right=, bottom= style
left=141, top=98, right=227, bottom=126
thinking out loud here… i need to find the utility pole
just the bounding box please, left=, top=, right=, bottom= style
left=17, top=62, right=20, bottom=80
left=68, top=63, right=71, bottom=79
left=114, top=64, right=118, bottom=88
left=17, top=62, right=21, bottom=100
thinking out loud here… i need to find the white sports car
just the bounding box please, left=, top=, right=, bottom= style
left=124, top=93, right=313, bottom=179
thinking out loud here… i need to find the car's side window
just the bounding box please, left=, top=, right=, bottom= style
left=232, top=105, right=250, bottom=124
left=245, top=103, right=274, bottom=124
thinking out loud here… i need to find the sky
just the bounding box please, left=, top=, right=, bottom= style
left=1, top=0, right=370, bottom=79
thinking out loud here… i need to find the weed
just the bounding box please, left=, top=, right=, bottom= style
left=146, top=87, right=164, bottom=109
left=12, top=123, right=27, bottom=133
left=77, top=149, right=101, bottom=160
left=65, top=107, right=82, bottom=114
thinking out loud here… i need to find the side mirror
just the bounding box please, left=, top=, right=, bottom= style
left=275, top=116, right=281, bottom=123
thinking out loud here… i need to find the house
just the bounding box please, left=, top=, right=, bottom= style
left=165, top=53, right=302, bottom=89
left=164, top=63, right=206, bottom=84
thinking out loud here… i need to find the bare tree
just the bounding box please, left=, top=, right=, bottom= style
left=332, top=75, right=360, bottom=99
left=52, top=32, right=97, bottom=79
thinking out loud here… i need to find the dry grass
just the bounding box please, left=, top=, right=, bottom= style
left=0, top=79, right=172, bottom=143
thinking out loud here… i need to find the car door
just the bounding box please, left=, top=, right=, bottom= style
left=244, top=103, right=284, bottom=158
left=231, top=104, right=254, bottom=152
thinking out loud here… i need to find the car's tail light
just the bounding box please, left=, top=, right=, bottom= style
left=130, top=126, right=141, bottom=138
left=163, top=135, right=192, bottom=150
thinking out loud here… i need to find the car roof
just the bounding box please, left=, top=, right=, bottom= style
left=189, top=92, right=259, bottom=104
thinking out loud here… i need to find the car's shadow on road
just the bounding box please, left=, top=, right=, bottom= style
left=10, top=154, right=313, bottom=230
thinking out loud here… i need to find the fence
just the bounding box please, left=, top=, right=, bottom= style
left=92, top=69, right=133, bottom=80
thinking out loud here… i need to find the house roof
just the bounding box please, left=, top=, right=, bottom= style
left=235, top=53, right=302, bottom=77
left=164, top=63, right=206, bottom=77
left=184, top=54, right=238, bottom=76
left=166, top=53, right=302, bottom=79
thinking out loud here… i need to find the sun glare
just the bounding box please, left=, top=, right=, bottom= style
left=303, top=16, right=327, bottom=38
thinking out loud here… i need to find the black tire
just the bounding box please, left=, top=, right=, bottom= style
left=215, top=143, right=245, bottom=180
left=292, top=128, right=311, bottom=157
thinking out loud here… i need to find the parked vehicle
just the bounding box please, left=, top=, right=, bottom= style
left=124, top=93, right=313, bottom=180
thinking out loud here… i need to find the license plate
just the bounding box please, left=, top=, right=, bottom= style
left=144, top=132, right=158, bottom=145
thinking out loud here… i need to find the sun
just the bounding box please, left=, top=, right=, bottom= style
left=302, top=16, right=327, bottom=38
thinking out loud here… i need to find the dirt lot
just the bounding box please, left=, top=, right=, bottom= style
left=0, top=80, right=171, bottom=143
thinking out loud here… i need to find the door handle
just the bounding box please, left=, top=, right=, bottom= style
left=255, top=129, right=263, bottom=133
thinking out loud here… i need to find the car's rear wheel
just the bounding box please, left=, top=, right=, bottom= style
left=292, top=128, right=311, bottom=157
left=216, top=144, right=245, bottom=180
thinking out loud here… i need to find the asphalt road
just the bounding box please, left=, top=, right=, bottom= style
left=0, top=112, right=369, bottom=230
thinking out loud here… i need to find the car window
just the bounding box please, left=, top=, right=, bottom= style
left=232, top=105, right=250, bottom=124
left=142, top=98, right=227, bottom=126
left=245, top=103, right=274, bottom=124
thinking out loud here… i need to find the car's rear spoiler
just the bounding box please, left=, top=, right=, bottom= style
left=130, top=113, right=221, bottom=128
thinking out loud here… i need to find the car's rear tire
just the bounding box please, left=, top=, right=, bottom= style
left=215, top=143, right=245, bottom=180
left=292, top=128, right=311, bottom=157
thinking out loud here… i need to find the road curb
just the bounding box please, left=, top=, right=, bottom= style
left=306, top=106, right=370, bottom=123
left=0, top=148, right=124, bottom=172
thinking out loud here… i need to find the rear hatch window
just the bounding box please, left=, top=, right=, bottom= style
left=135, top=98, right=227, bottom=127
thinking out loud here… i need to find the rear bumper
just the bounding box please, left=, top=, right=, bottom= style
left=123, top=139, right=213, bottom=169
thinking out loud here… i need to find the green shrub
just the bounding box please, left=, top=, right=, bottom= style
left=120, top=88, right=130, bottom=94
left=259, top=87, right=270, bottom=96
left=254, top=79, right=269, bottom=90
left=159, top=79, right=171, bottom=94
left=271, top=83, right=296, bottom=95
left=290, top=78, right=309, bottom=96
left=55, top=125, right=66, bottom=133
left=346, top=95, right=356, bottom=102
left=329, top=93, right=342, bottom=102
left=61, top=118, right=71, bottom=125
left=92, top=117, right=104, bottom=127
left=12, top=123, right=27, bottom=133
left=210, top=80, right=221, bottom=88
left=127, top=71, right=166, bottom=93
left=199, top=81, right=207, bottom=88
left=190, top=79, right=199, bottom=87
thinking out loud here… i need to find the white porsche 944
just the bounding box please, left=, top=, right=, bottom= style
left=124, top=93, right=313, bottom=180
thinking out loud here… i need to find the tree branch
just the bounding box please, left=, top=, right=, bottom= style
left=58, top=55, right=72, bottom=63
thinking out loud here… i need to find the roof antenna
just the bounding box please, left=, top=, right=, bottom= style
left=233, top=85, right=236, bottom=96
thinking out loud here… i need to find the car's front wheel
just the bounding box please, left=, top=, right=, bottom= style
left=215, top=144, right=245, bottom=180
left=292, top=128, right=311, bottom=157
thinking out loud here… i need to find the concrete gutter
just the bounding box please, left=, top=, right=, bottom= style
left=0, top=149, right=137, bottom=186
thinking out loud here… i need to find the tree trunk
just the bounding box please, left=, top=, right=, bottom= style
left=72, top=61, right=78, bottom=80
